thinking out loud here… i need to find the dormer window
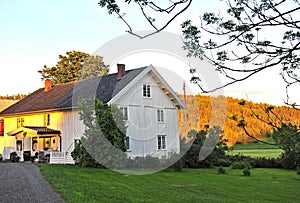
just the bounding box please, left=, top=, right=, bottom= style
left=143, top=84, right=151, bottom=98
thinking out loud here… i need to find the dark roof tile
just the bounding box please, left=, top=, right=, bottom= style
left=0, top=67, right=147, bottom=116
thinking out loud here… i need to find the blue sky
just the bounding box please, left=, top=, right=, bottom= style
left=0, top=0, right=296, bottom=106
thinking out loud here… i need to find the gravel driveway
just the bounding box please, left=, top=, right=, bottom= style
left=0, top=163, right=65, bottom=203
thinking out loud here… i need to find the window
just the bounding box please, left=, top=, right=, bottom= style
left=17, top=117, right=24, bottom=128
left=125, top=136, right=130, bottom=150
left=44, top=114, right=50, bottom=126
left=157, top=109, right=164, bottom=122
left=120, top=107, right=128, bottom=120
left=143, top=84, right=151, bottom=98
left=75, top=139, right=81, bottom=148
left=157, top=135, right=166, bottom=150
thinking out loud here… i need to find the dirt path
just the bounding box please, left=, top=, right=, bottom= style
left=0, top=163, right=65, bottom=203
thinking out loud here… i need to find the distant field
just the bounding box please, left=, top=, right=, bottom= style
left=41, top=165, right=300, bottom=203
left=228, top=140, right=283, bottom=158
left=228, top=149, right=283, bottom=159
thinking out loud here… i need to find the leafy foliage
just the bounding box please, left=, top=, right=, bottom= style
left=231, top=161, right=251, bottom=170
left=230, top=100, right=300, bottom=169
left=243, top=169, right=251, bottom=176
left=181, top=127, right=229, bottom=168
left=38, top=51, right=109, bottom=85
left=71, top=98, right=127, bottom=168
left=181, top=0, right=300, bottom=106
left=272, top=123, right=300, bottom=169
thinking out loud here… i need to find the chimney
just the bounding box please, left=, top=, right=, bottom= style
left=44, top=79, right=52, bottom=92
left=117, top=64, right=125, bottom=80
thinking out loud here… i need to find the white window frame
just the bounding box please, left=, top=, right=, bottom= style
left=142, top=84, right=151, bottom=98
left=120, top=107, right=128, bottom=120
left=157, top=109, right=165, bottom=123
left=157, top=135, right=166, bottom=150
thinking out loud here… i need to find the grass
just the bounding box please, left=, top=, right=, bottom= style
left=228, top=149, right=283, bottom=159
left=228, top=138, right=283, bottom=158
left=40, top=165, right=300, bottom=203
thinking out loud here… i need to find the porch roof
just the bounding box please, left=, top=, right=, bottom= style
left=7, top=126, right=61, bottom=136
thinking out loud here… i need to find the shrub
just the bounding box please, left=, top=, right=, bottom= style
left=243, top=169, right=251, bottom=176
left=231, top=161, right=251, bottom=170
left=215, top=158, right=231, bottom=167
left=297, top=166, right=300, bottom=176
left=10, top=152, right=20, bottom=163
left=217, top=167, right=226, bottom=174
left=165, top=152, right=183, bottom=172
left=131, top=155, right=160, bottom=169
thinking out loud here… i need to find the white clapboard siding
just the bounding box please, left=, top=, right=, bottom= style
left=114, top=72, right=180, bottom=157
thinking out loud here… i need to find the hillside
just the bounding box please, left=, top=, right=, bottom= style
left=178, top=95, right=300, bottom=145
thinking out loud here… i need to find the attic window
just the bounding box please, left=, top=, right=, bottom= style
left=44, top=114, right=50, bottom=126
left=143, top=84, right=151, bottom=98
left=120, top=107, right=128, bottom=120
left=17, top=117, right=24, bottom=128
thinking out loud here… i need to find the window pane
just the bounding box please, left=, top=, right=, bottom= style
left=162, top=136, right=166, bottom=149
left=143, top=84, right=147, bottom=97
left=157, top=110, right=160, bottom=122
left=125, top=137, right=130, bottom=149
left=147, top=85, right=150, bottom=97
left=158, top=136, right=161, bottom=149
left=124, top=107, right=128, bottom=120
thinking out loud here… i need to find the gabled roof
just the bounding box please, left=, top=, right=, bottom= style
left=0, top=67, right=146, bottom=116
left=0, top=65, right=186, bottom=117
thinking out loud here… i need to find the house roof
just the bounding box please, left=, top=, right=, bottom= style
left=0, top=67, right=147, bottom=116
left=0, top=65, right=186, bottom=117
left=7, top=126, right=61, bottom=136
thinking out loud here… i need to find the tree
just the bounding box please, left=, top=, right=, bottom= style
left=98, top=0, right=192, bottom=38
left=38, top=51, right=109, bottom=85
left=71, top=97, right=127, bottom=168
left=99, top=0, right=300, bottom=107
left=182, top=127, right=230, bottom=168
left=231, top=101, right=300, bottom=169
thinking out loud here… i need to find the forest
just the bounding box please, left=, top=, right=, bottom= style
left=178, top=95, right=300, bottom=146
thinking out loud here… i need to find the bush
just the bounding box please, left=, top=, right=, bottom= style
left=297, top=166, right=300, bottom=176
left=231, top=161, right=251, bottom=170
left=127, top=155, right=160, bottom=169
left=166, top=152, right=183, bottom=172
left=217, top=167, right=226, bottom=174
left=243, top=169, right=251, bottom=176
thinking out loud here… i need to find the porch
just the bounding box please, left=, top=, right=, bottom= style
left=6, top=126, right=70, bottom=163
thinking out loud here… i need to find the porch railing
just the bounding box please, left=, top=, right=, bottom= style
left=49, top=151, right=74, bottom=164
left=49, top=142, right=75, bottom=164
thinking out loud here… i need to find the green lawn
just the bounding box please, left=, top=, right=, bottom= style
left=40, top=165, right=300, bottom=203
left=228, top=149, right=283, bottom=159
left=228, top=140, right=283, bottom=158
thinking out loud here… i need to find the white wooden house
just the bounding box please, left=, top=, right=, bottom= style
left=0, top=65, right=186, bottom=164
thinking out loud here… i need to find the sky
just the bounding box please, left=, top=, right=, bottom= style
left=0, top=0, right=297, bottom=106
